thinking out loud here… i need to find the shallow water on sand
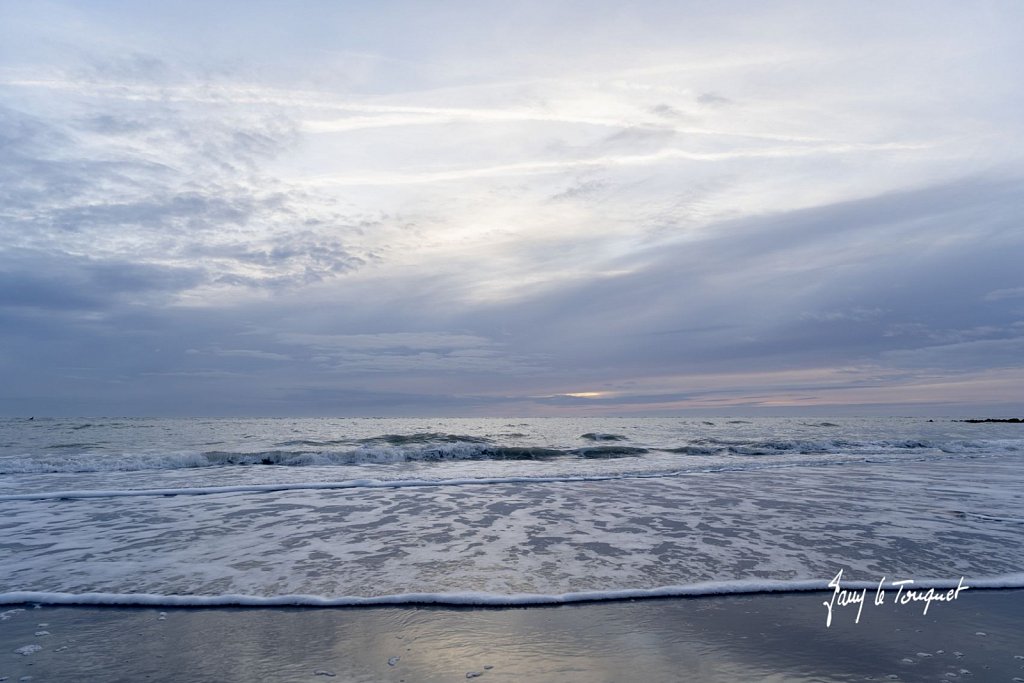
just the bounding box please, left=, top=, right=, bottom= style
left=1, top=417, right=1022, bottom=603
left=1, top=591, right=1022, bottom=682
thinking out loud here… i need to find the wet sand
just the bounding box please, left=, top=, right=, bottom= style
left=2, top=590, right=1022, bottom=682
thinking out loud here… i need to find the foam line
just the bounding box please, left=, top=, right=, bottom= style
left=0, top=470, right=713, bottom=502
left=0, top=459, right=864, bottom=501
left=0, top=450, right=999, bottom=503
left=2, top=575, right=1022, bottom=608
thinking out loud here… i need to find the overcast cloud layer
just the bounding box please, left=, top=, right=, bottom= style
left=1, top=1, right=1022, bottom=416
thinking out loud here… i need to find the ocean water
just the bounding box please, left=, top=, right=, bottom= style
left=1, top=416, right=1022, bottom=606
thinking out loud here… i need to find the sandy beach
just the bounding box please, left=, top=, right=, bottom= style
left=3, top=589, right=1022, bottom=682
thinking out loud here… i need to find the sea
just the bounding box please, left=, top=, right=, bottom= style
left=1, top=416, right=1022, bottom=607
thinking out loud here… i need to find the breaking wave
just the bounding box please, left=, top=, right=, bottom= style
left=1, top=430, right=1016, bottom=475
left=669, top=437, right=999, bottom=456
left=359, top=432, right=494, bottom=446
left=0, top=442, right=645, bottom=474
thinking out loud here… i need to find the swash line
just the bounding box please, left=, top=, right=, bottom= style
left=2, top=575, right=1022, bottom=608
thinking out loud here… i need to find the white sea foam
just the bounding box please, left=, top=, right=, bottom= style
left=2, top=456, right=1022, bottom=602
left=2, top=574, right=1023, bottom=608
left=3, top=418, right=1022, bottom=607
left=1, top=446, right=1005, bottom=502
left=0, top=474, right=670, bottom=501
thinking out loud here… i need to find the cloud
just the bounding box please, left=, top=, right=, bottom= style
left=274, top=332, right=544, bottom=375
left=696, top=92, right=731, bottom=106
left=277, top=332, right=495, bottom=351
left=189, top=231, right=369, bottom=290
left=881, top=337, right=1024, bottom=371
left=0, top=249, right=204, bottom=311
left=1, top=2, right=1022, bottom=415
left=800, top=308, right=884, bottom=323
left=192, top=347, right=293, bottom=361
left=984, top=287, right=1024, bottom=302
left=444, top=176, right=1024, bottom=392
left=0, top=81, right=382, bottom=297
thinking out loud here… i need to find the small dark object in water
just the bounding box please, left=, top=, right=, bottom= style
left=955, top=418, right=1022, bottom=423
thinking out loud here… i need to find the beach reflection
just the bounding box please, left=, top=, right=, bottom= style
left=2, top=592, right=1022, bottom=682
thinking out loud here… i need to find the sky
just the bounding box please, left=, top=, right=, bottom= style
left=1, top=0, right=1022, bottom=417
